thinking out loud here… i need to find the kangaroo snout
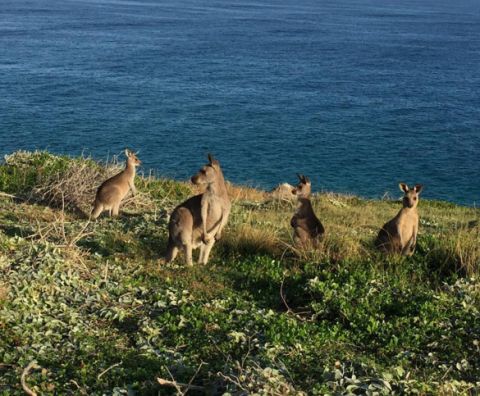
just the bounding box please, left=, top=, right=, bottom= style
left=190, top=167, right=204, bottom=185
left=191, top=164, right=216, bottom=186
left=191, top=174, right=205, bottom=185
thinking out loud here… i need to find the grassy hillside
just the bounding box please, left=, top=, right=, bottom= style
left=0, top=151, right=479, bottom=395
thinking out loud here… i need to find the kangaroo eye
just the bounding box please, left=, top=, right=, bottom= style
left=414, top=197, right=417, bottom=200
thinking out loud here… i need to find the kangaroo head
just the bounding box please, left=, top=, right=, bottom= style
left=292, top=174, right=311, bottom=198
left=125, top=149, right=142, bottom=167
left=191, top=154, right=219, bottom=185
left=399, top=183, right=423, bottom=208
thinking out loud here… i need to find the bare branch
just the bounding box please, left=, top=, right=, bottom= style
left=69, top=379, right=88, bottom=395
left=157, top=377, right=205, bottom=393
left=97, top=361, right=122, bottom=380
left=21, top=360, right=40, bottom=396
left=0, top=191, right=20, bottom=200
left=186, top=362, right=205, bottom=394
left=157, top=363, right=206, bottom=395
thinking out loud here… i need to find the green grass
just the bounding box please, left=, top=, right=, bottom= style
left=0, top=151, right=72, bottom=195
left=0, top=151, right=479, bottom=395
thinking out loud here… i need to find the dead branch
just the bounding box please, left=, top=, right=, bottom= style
left=0, top=191, right=20, bottom=200
left=21, top=360, right=40, bottom=396
left=217, top=368, right=248, bottom=393
left=186, top=362, right=205, bottom=393
left=31, top=157, right=121, bottom=214
left=69, top=379, right=88, bottom=395
left=280, top=277, right=293, bottom=315
left=157, top=378, right=205, bottom=393
left=280, top=276, right=311, bottom=322
left=67, top=219, right=92, bottom=247
left=157, top=363, right=206, bottom=395
left=97, top=361, right=122, bottom=380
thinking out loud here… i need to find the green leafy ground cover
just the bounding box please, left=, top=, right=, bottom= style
left=0, top=151, right=479, bottom=395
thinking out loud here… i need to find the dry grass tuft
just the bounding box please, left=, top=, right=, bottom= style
left=444, top=228, right=480, bottom=276
left=31, top=156, right=156, bottom=217
left=225, top=190, right=480, bottom=274
left=0, top=282, right=8, bottom=302
left=227, top=183, right=267, bottom=203
left=1, top=151, right=159, bottom=217
left=32, top=160, right=118, bottom=216
left=220, top=223, right=283, bottom=257
left=2, top=151, right=479, bottom=276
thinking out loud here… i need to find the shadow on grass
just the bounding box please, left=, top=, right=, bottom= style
left=77, top=213, right=169, bottom=259
left=0, top=223, right=35, bottom=239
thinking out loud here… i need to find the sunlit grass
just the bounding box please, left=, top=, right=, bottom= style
left=0, top=151, right=479, bottom=394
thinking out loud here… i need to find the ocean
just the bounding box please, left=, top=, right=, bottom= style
left=1, top=0, right=479, bottom=204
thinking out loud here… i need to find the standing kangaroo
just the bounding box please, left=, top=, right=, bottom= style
left=375, top=183, right=423, bottom=256
left=290, top=174, right=325, bottom=246
left=165, top=154, right=231, bottom=266
left=91, top=149, right=141, bottom=219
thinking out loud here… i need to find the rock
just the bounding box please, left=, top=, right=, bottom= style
left=270, top=183, right=295, bottom=201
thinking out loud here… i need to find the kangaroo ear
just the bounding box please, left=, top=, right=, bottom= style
left=414, top=184, right=423, bottom=194
left=399, top=183, right=409, bottom=193
left=125, top=149, right=130, bottom=157
left=304, top=176, right=310, bottom=184
left=208, top=153, right=220, bottom=167
left=297, top=173, right=307, bottom=183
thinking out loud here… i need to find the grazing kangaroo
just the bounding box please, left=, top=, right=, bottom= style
left=290, top=174, right=325, bottom=246
left=91, top=149, right=141, bottom=219
left=165, top=154, right=231, bottom=266
left=375, top=183, right=423, bottom=256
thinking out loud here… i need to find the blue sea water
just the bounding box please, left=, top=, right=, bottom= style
left=1, top=0, right=479, bottom=205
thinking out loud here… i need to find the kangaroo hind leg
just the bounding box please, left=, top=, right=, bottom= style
left=200, top=239, right=215, bottom=265
left=182, top=242, right=193, bottom=266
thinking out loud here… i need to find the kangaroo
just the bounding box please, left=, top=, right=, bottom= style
left=91, top=149, right=141, bottom=219
left=290, top=174, right=325, bottom=246
left=375, top=183, right=423, bottom=256
left=165, top=154, right=231, bottom=266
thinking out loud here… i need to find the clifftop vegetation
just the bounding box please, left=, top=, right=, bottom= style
left=0, top=151, right=479, bottom=395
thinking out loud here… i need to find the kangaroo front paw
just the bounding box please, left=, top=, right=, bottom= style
left=202, top=234, right=212, bottom=244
